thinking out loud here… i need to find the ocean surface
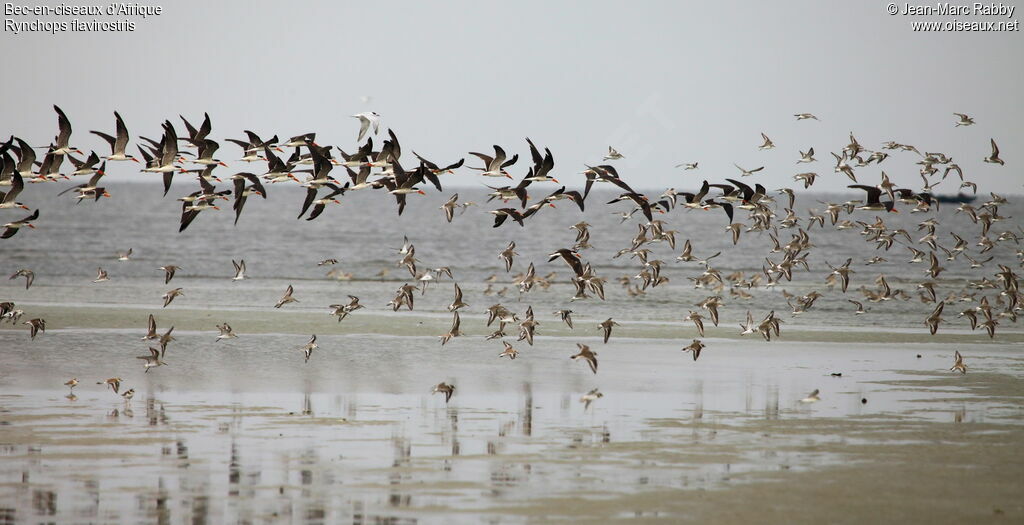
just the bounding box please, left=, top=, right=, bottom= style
left=1, top=182, right=1021, bottom=333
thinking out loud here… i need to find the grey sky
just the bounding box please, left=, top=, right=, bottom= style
left=2, top=0, right=1021, bottom=194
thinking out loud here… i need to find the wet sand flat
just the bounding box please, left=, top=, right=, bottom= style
left=0, top=334, right=1021, bottom=524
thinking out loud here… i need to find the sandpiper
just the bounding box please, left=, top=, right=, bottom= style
left=682, top=339, right=705, bottom=361
left=580, top=388, right=603, bottom=410
left=432, top=382, right=455, bottom=403
left=97, top=377, right=123, bottom=394
left=25, top=318, right=45, bottom=339
left=275, top=285, right=297, bottom=308
left=571, top=343, right=598, bottom=374
left=158, top=265, right=181, bottom=284
left=8, top=269, right=34, bottom=289
left=950, top=351, right=967, bottom=374
left=299, top=335, right=318, bottom=363
left=162, top=288, right=183, bottom=307
left=137, top=347, right=168, bottom=372
left=597, top=318, right=618, bottom=343
left=499, top=341, right=518, bottom=360
left=215, top=323, right=237, bottom=341
left=800, top=389, right=821, bottom=403
left=554, top=309, right=574, bottom=329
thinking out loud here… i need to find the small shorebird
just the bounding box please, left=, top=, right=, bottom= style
left=25, top=318, right=45, bottom=339
left=158, top=265, right=180, bottom=284
left=64, top=378, right=78, bottom=392
left=432, top=382, right=455, bottom=403
left=317, top=258, right=338, bottom=266
left=571, top=343, right=598, bottom=374
left=162, top=288, right=183, bottom=307
left=499, top=241, right=517, bottom=272
left=684, top=311, right=705, bottom=336
left=848, top=300, right=868, bottom=314
left=758, top=133, right=775, bottom=150
left=116, top=248, right=133, bottom=261
left=499, top=341, right=518, bottom=360
left=440, top=193, right=459, bottom=223
left=681, top=339, right=705, bottom=361
left=580, top=388, right=603, bottom=410
left=447, top=283, right=468, bottom=312
left=983, top=138, right=1004, bottom=165
left=231, top=259, right=247, bottom=280
left=794, top=113, right=819, bottom=121
left=97, top=377, right=123, bottom=394
left=800, top=389, right=821, bottom=403
left=215, top=323, right=237, bottom=341
left=275, top=285, right=297, bottom=308
left=93, top=267, right=109, bottom=283
left=953, top=113, right=974, bottom=127
left=950, top=351, right=967, bottom=374
left=121, top=388, right=135, bottom=404
left=329, top=295, right=363, bottom=322
left=797, top=147, right=816, bottom=164
left=554, top=309, right=574, bottom=329
left=675, top=162, right=698, bottom=170
left=924, top=302, right=944, bottom=335
left=142, top=314, right=158, bottom=340
left=158, top=326, right=175, bottom=357
left=597, top=318, right=618, bottom=343
left=439, top=312, right=463, bottom=346
left=299, top=334, right=318, bottom=363
left=734, top=164, right=764, bottom=177
left=603, top=146, right=624, bottom=160
left=137, top=347, right=167, bottom=372
left=9, top=269, right=34, bottom=289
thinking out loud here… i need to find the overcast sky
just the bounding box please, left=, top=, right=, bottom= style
left=2, top=0, right=1021, bottom=194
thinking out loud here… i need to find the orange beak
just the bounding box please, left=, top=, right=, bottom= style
left=20, top=204, right=29, bottom=210
left=417, top=190, right=426, bottom=195
left=213, top=205, right=221, bottom=210
left=219, top=162, right=228, bottom=167
left=130, top=157, right=140, bottom=163
left=552, top=178, right=560, bottom=183
left=97, top=170, right=105, bottom=175
left=27, top=224, right=35, bottom=229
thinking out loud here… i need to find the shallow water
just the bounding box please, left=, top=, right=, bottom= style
left=1, top=182, right=1023, bottom=522
left=1, top=334, right=1023, bottom=523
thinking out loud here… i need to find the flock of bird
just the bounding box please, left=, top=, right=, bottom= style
left=1, top=106, right=1018, bottom=407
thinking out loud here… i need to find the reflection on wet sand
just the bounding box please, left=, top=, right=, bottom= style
left=0, top=343, right=1022, bottom=523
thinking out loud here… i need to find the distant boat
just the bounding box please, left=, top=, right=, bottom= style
left=935, top=193, right=976, bottom=204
